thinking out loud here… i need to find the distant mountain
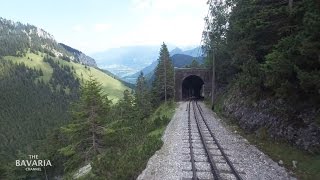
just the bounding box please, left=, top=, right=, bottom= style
left=123, top=53, right=204, bottom=84
left=91, top=45, right=161, bottom=77
left=169, top=47, right=183, bottom=56
left=59, top=43, right=97, bottom=67
left=170, top=46, right=202, bottom=57
left=0, top=17, right=98, bottom=68
left=120, top=46, right=202, bottom=83
left=171, top=54, right=204, bottom=67
left=0, top=17, right=65, bottom=57
left=90, top=45, right=202, bottom=83
left=90, top=44, right=183, bottom=78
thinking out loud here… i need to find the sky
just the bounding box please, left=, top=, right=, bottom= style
left=2, top=0, right=208, bottom=54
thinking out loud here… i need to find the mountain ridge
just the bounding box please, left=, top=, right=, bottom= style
left=90, top=45, right=199, bottom=79
left=0, top=16, right=131, bottom=97
left=123, top=53, right=204, bottom=83
left=0, top=17, right=98, bottom=68
left=122, top=46, right=204, bottom=83
left=59, top=43, right=97, bottom=67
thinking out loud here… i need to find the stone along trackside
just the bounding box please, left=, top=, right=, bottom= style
left=137, top=101, right=295, bottom=180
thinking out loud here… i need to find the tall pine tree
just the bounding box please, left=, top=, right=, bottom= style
left=152, top=43, right=174, bottom=104
left=59, top=76, right=111, bottom=172
left=135, top=72, right=152, bottom=118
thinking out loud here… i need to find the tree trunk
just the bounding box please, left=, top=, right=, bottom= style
left=288, top=0, right=293, bottom=12
left=90, top=106, right=97, bottom=156
left=211, top=50, right=215, bottom=107
left=164, top=59, right=167, bottom=103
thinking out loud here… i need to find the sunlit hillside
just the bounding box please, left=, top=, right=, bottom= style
left=4, top=52, right=130, bottom=102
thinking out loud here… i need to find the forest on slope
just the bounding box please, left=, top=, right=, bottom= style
left=0, top=40, right=176, bottom=180
left=0, top=17, right=131, bottom=179
left=203, top=0, right=319, bottom=178
left=204, top=0, right=320, bottom=148
left=0, top=15, right=176, bottom=179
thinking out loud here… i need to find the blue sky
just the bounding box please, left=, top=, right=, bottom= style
left=2, top=0, right=207, bottom=54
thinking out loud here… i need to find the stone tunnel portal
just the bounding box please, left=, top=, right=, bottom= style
left=174, top=68, right=212, bottom=101
left=182, top=75, right=204, bottom=99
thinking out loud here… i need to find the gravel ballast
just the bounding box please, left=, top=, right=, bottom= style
left=137, top=101, right=295, bottom=180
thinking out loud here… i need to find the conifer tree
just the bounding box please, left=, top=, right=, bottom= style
left=152, top=43, right=174, bottom=104
left=135, top=72, right=152, bottom=118
left=186, top=59, right=201, bottom=68
left=117, top=89, right=135, bottom=120
left=59, top=76, right=111, bottom=171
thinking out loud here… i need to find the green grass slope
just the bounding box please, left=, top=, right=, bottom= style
left=3, top=52, right=130, bottom=102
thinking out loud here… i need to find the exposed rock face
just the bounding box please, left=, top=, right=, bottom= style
left=76, top=52, right=97, bottom=67
left=0, top=17, right=98, bottom=68
left=59, top=43, right=97, bottom=67
left=73, top=163, right=91, bottom=179
left=221, top=91, right=320, bottom=153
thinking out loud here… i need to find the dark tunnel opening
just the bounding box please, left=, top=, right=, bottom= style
left=182, top=75, right=204, bottom=100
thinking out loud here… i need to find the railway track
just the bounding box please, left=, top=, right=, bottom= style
left=183, top=100, right=243, bottom=180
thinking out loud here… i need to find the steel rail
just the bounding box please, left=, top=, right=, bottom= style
left=187, top=100, right=197, bottom=180
left=192, top=100, right=221, bottom=180
left=195, top=101, right=243, bottom=180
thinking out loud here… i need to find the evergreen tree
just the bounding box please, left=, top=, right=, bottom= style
left=204, top=0, right=320, bottom=105
left=204, top=0, right=235, bottom=86
left=186, top=59, right=201, bottom=68
left=117, top=89, right=135, bottom=120
left=152, top=43, right=174, bottom=104
left=135, top=72, right=152, bottom=118
left=59, top=76, right=111, bottom=171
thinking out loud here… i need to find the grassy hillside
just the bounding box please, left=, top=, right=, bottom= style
left=4, top=52, right=130, bottom=102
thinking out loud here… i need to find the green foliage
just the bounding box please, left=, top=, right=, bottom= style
left=208, top=1, right=320, bottom=175
left=4, top=52, right=131, bottom=102
left=152, top=43, right=175, bottom=105
left=91, top=101, right=176, bottom=180
left=204, top=0, right=237, bottom=86
left=0, top=17, right=131, bottom=179
left=116, top=89, right=136, bottom=121
left=261, top=0, right=320, bottom=101
left=135, top=72, right=152, bottom=118
left=60, top=76, right=111, bottom=172
left=185, top=59, right=202, bottom=68
left=204, top=0, right=320, bottom=107
left=0, top=17, right=69, bottom=57
left=0, top=59, right=79, bottom=179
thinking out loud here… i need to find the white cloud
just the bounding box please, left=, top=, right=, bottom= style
left=132, top=0, right=206, bottom=12
left=66, top=1, right=208, bottom=53
left=72, top=25, right=85, bottom=33
left=118, top=0, right=207, bottom=47
left=116, top=14, right=204, bottom=46
left=93, top=23, right=112, bottom=33
left=132, top=0, right=152, bottom=10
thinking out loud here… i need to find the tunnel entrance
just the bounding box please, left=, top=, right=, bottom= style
left=182, top=75, right=204, bottom=100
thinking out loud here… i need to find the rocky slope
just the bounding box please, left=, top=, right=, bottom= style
left=0, top=17, right=97, bottom=67
left=217, top=89, right=320, bottom=153
left=59, top=43, right=97, bottom=67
